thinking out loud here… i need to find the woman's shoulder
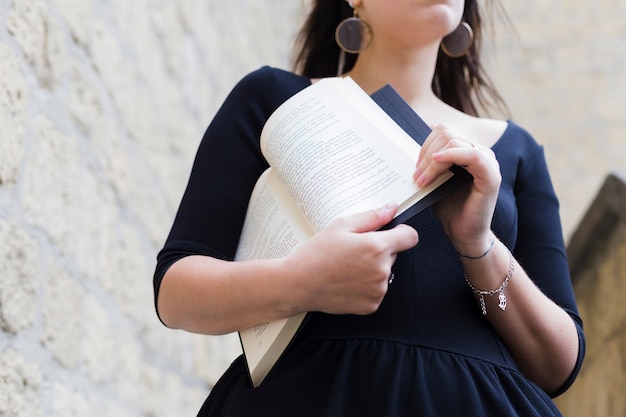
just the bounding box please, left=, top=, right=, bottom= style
left=231, top=66, right=311, bottom=102
left=239, top=66, right=308, bottom=83
left=491, top=121, right=552, bottom=181
left=214, top=67, right=312, bottom=124
left=494, top=120, right=543, bottom=153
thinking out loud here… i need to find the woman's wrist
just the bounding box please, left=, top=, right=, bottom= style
left=451, top=232, right=496, bottom=260
left=272, top=256, right=311, bottom=316
left=457, top=238, right=515, bottom=312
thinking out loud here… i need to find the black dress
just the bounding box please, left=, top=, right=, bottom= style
left=154, top=67, right=585, bottom=416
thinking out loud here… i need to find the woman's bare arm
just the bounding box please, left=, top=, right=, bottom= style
left=157, top=204, right=419, bottom=335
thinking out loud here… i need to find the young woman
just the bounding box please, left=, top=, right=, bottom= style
left=154, top=1, right=585, bottom=415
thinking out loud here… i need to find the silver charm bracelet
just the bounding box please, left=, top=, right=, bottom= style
left=463, top=249, right=515, bottom=316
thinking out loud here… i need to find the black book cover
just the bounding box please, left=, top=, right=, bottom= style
left=370, top=84, right=473, bottom=229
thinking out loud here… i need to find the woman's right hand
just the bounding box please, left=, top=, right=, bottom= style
left=283, top=203, right=419, bottom=316
left=158, top=204, right=418, bottom=335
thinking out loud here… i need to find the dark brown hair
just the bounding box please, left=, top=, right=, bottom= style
left=293, top=0, right=508, bottom=117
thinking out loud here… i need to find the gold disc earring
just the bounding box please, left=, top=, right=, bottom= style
left=335, top=7, right=372, bottom=54
left=441, top=22, right=474, bottom=58
left=335, top=4, right=372, bottom=76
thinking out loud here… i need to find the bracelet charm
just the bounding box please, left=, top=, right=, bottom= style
left=498, top=292, right=507, bottom=311
left=464, top=249, right=515, bottom=315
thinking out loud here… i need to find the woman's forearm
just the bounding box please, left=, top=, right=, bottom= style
left=460, top=239, right=579, bottom=393
left=157, top=255, right=301, bottom=335
left=156, top=205, right=419, bottom=336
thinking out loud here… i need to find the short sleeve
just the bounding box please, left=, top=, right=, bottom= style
left=152, top=67, right=311, bottom=323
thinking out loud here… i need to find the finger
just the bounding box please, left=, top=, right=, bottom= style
left=434, top=141, right=481, bottom=167
left=433, top=140, right=496, bottom=168
left=414, top=124, right=467, bottom=182
left=333, top=203, right=399, bottom=234
left=432, top=146, right=501, bottom=190
left=416, top=136, right=487, bottom=187
left=375, top=223, right=419, bottom=252
left=417, top=124, right=443, bottom=162
left=416, top=124, right=447, bottom=171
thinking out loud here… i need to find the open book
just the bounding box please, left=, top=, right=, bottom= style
left=235, top=77, right=471, bottom=387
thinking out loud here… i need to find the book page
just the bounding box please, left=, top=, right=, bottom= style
left=235, top=169, right=312, bottom=376
left=235, top=169, right=313, bottom=261
left=260, top=78, right=432, bottom=232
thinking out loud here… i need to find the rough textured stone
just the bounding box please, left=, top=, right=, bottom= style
left=0, top=219, right=39, bottom=333
left=20, top=115, right=106, bottom=281
left=40, top=261, right=84, bottom=368
left=49, top=382, right=92, bottom=417
left=49, top=0, right=92, bottom=47
left=0, top=349, right=43, bottom=417
left=0, top=43, right=26, bottom=185
left=555, top=172, right=626, bottom=414
left=7, top=0, right=67, bottom=88
left=81, top=295, right=117, bottom=383
left=1, top=1, right=304, bottom=416
left=67, top=60, right=106, bottom=136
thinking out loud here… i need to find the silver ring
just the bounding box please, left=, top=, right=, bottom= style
left=388, top=273, right=395, bottom=284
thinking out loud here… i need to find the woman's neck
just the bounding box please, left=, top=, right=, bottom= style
left=344, top=44, right=444, bottom=116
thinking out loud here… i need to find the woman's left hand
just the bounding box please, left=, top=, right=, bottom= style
left=413, top=123, right=501, bottom=254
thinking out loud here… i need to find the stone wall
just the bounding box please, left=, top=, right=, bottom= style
left=554, top=171, right=626, bottom=415
left=0, top=1, right=305, bottom=415
left=1, top=0, right=624, bottom=416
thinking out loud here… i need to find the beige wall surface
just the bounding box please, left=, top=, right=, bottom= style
left=0, top=1, right=305, bottom=416
left=1, top=0, right=623, bottom=416
left=559, top=225, right=626, bottom=416
left=485, top=0, right=626, bottom=241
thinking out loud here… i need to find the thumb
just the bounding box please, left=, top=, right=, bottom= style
left=338, top=203, right=398, bottom=233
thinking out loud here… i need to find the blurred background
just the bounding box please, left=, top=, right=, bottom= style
left=0, top=1, right=624, bottom=415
